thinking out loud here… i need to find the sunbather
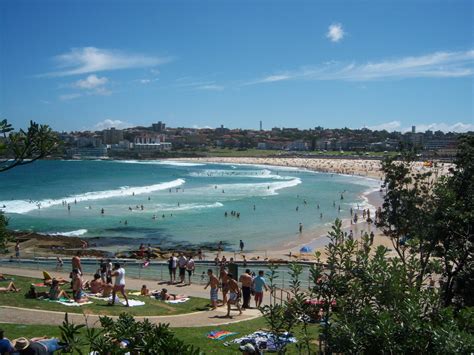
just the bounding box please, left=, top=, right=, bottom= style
left=84, top=273, right=104, bottom=294
left=101, top=277, right=113, bottom=298
left=0, top=282, right=20, bottom=293
left=12, top=336, right=68, bottom=354
left=140, top=284, right=150, bottom=296
left=71, top=269, right=89, bottom=303
left=153, top=288, right=187, bottom=301
left=42, top=271, right=68, bottom=286
left=33, top=279, right=71, bottom=301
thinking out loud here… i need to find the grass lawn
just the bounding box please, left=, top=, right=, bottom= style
left=0, top=317, right=320, bottom=354
left=0, top=275, right=209, bottom=316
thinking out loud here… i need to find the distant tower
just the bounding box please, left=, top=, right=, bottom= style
left=412, top=125, right=416, bottom=134
left=259, top=121, right=263, bottom=131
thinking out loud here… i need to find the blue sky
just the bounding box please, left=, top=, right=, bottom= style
left=1, top=0, right=473, bottom=132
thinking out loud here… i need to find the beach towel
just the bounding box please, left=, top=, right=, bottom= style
left=33, top=283, right=46, bottom=287
left=230, top=331, right=296, bottom=351
left=108, top=296, right=144, bottom=307
left=43, top=271, right=52, bottom=280
left=86, top=293, right=110, bottom=300
left=128, top=291, right=142, bottom=296
left=124, top=299, right=145, bottom=307
left=165, top=298, right=190, bottom=304
left=207, top=330, right=238, bottom=340
left=44, top=298, right=93, bottom=307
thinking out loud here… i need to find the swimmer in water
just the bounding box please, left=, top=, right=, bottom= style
left=101, top=208, right=104, bottom=215
left=320, top=213, right=323, bottom=219
left=299, top=223, right=303, bottom=233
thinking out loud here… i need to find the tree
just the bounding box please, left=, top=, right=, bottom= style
left=377, top=135, right=474, bottom=307
left=0, top=119, right=59, bottom=172
left=0, top=119, right=59, bottom=251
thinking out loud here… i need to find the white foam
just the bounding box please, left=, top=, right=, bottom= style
left=115, top=160, right=205, bottom=167
left=0, top=179, right=185, bottom=214
left=155, top=202, right=224, bottom=212
left=208, top=177, right=302, bottom=196
left=189, top=169, right=293, bottom=180
left=44, top=229, right=88, bottom=237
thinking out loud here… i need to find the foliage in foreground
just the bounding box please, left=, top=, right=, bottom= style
left=260, top=135, right=474, bottom=354
left=60, top=313, right=201, bottom=355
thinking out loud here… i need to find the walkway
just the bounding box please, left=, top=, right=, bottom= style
left=0, top=266, right=264, bottom=327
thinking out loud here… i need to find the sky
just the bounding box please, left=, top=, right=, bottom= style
left=0, top=0, right=473, bottom=133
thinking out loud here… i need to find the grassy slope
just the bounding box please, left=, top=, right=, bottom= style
left=0, top=275, right=209, bottom=316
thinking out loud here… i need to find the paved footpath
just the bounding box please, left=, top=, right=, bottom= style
left=0, top=266, right=265, bottom=327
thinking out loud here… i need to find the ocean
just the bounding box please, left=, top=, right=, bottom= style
left=0, top=160, right=380, bottom=251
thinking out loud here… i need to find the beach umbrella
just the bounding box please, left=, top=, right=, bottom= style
left=300, top=246, right=312, bottom=253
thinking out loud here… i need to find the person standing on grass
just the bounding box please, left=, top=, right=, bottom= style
left=226, top=273, right=242, bottom=318
left=71, top=251, right=82, bottom=275
left=110, top=263, right=129, bottom=307
left=204, top=269, right=219, bottom=310
left=168, top=254, right=178, bottom=284
left=253, top=270, right=269, bottom=308
left=239, top=269, right=253, bottom=309
left=186, top=256, right=195, bottom=285
left=178, top=253, right=188, bottom=284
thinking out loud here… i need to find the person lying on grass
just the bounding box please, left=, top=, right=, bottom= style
left=42, top=271, right=68, bottom=286
left=34, top=279, right=71, bottom=301
left=12, top=336, right=68, bottom=354
left=150, top=288, right=188, bottom=301
left=0, top=282, right=20, bottom=293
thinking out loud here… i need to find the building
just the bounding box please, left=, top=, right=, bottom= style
left=151, top=121, right=166, bottom=132
left=102, top=128, right=123, bottom=144
left=133, top=142, right=172, bottom=151
left=134, top=134, right=165, bottom=144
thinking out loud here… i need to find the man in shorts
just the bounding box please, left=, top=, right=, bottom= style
left=226, top=273, right=242, bottom=317
left=110, top=263, right=129, bottom=307
left=178, top=253, right=188, bottom=284
left=204, top=269, right=219, bottom=310
left=253, top=270, right=268, bottom=308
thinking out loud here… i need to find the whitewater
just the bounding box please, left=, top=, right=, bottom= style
left=0, top=160, right=379, bottom=250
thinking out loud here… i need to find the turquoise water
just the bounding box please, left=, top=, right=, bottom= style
left=0, top=160, right=379, bottom=250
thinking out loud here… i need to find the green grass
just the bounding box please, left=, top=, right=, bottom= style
left=0, top=275, right=209, bottom=316
left=0, top=317, right=319, bottom=354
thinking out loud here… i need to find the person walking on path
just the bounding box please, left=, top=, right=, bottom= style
left=168, top=254, right=178, bottom=284
left=178, top=253, right=188, bottom=284
left=204, top=269, right=219, bottom=310
left=186, top=256, right=195, bottom=285
left=253, top=270, right=269, bottom=308
left=239, top=269, right=253, bottom=309
left=110, top=263, right=129, bottom=307
left=219, top=267, right=229, bottom=306
left=226, top=273, right=242, bottom=318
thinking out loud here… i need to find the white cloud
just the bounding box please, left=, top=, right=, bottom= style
left=196, top=84, right=224, bottom=91
left=408, top=122, right=474, bottom=133
left=59, top=93, right=82, bottom=101
left=367, top=121, right=402, bottom=131
left=367, top=121, right=474, bottom=133
left=94, top=119, right=132, bottom=130
left=41, top=47, right=172, bottom=77
left=74, top=74, right=108, bottom=89
left=249, top=49, right=474, bottom=84
left=327, top=23, right=345, bottom=43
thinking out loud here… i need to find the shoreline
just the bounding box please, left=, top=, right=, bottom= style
left=5, top=157, right=448, bottom=262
